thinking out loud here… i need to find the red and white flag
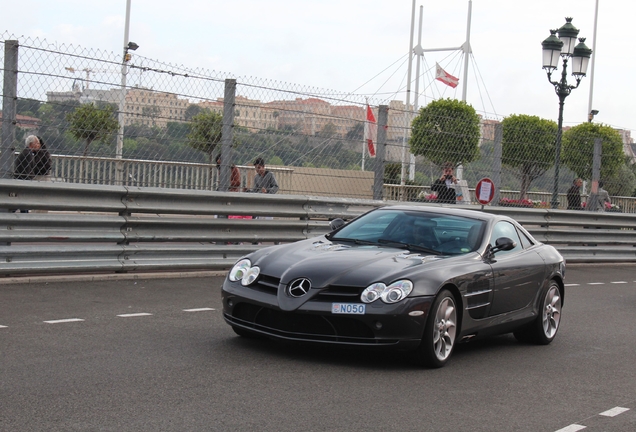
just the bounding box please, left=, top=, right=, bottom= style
left=435, top=63, right=459, bottom=88
left=364, top=105, right=377, bottom=158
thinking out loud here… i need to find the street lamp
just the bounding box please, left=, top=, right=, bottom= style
left=588, top=109, right=599, bottom=122
left=542, top=17, right=592, bottom=209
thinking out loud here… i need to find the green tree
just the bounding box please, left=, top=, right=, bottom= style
left=604, top=163, right=636, bottom=197
left=345, top=122, right=364, bottom=141
left=318, top=122, right=338, bottom=138
left=384, top=163, right=402, bottom=184
left=186, top=110, right=223, bottom=189
left=17, top=98, right=41, bottom=117
left=409, top=98, right=480, bottom=167
left=562, top=123, right=625, bottom=181
left=66, top=103, right=118, bottom=156
left=269, top=155, right=284, bottom=166
left=502, top=114, right=557, bottom=199
left=184, top=104, right=202, bottom=121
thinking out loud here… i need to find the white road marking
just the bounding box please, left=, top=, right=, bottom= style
left=599, top=407, right=629, bottom=417
left=183, top=308, right=215, bottom=312
left=43, top=318, right=84, bottom=324
left=116, top=313, right=153, bottom=317
left=0, top=325, right=7, bottom=328
left=564, top=283, right=580, bottom=287
left=587, top=282, right=604, bottom=285
left=554, top=425, right=586, bottom=432
left=610, top=281, right=627, bottom=284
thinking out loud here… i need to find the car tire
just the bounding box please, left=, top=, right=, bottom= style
left=513, top=280, right=562, bottom=345
left=232, top=325, right=260, bottom=339
left=414, top=289, right=458, bottom=368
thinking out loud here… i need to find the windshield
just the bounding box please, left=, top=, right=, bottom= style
left=330, top=209, right=485, bottom=255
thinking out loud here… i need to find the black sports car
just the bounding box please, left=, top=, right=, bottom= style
left=221, top=205, right=565, bottom=367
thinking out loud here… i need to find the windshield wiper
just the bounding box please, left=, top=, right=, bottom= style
left=377, top=239, right=441, bottom=255
left=330, top=237, right=379, bottom=246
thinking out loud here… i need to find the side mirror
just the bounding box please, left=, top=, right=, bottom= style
left=329, top=218, right=345, bottom=231
left=491, top=237, right=517, bottom=253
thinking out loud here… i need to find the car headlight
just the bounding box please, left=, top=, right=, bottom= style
left=242, top=266, right=260, bottom=286
left=381, top=280, right=413, bottom=303
left=361, top=283, right=385, bottom=303
left=361, top=280, right=413, bottom=304
left=229, top=259, right=260, bottom=286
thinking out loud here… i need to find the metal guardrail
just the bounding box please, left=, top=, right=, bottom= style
left=0, top=179, right=378, bottom=275
left=383, top=183, right=636, bottom=213
left=1, top=179, right=635, bottom=276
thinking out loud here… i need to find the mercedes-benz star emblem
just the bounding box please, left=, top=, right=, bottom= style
left=288, top=278, right=311, bottom=298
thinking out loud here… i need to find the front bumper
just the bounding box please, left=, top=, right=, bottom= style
left=222, top=279, right=434, bottom=350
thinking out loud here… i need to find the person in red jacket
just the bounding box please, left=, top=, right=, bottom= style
left=216, top=154, right=241, bottom=192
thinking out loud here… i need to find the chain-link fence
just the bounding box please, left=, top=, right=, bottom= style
left=2, top=32, right=635, bottom=211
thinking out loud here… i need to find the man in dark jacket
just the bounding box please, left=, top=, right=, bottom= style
left=431, top=162, right=458, bottom=204
left=15, top=135, right=52, bottom=180
left=566, top=178, right=583, bottom=210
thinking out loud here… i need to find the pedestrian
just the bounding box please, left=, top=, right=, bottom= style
left=431, top=162, right=458, bottom=204
left=14, top=135, right=50, bottom=213
left=586, top=181, right=611, bottom=212
left=216, top=154, right=241, bottom=192
left=248, top=157, right=279, bottom=244
left=566, top=178, right=583, bottom=210
left=249, top=157, right=278, bottom=194
left=33, top=136, right=52, bottom=180
left=14, top=135, right=41, bottom=181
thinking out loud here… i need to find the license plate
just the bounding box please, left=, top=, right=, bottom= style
left=331, top=303, right=366, bottom=314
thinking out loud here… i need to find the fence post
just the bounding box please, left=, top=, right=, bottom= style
left=586, top=138, right=603, bottom=211
left=373, top=105, right=388, bottom=200
left=219, top=79, right=236, bottom=192
left=492, top=123, right=502, bottom=206
left=1, top=40, right=18, bottom=180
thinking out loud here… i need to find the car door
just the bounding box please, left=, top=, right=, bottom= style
left=487, top=221, right=545, bottom=316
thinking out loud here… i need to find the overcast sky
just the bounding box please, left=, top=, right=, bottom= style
left=2, top=0, right=633, bottom=133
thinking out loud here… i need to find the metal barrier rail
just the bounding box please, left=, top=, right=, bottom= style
left=0, top=179, right=378, bottom=275
left=383, top=183, right=636, bottom=212
left=1, top=179, right=635, bottom=276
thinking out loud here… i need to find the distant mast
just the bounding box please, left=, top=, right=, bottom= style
left=400, top=0, right=473, bottom=185
left=587, top=0, right=599, bottom=121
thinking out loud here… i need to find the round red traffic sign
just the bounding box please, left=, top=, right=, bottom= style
left=475, top=178, right=495, bottom=205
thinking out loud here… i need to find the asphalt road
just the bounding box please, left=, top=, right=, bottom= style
left=1, top=265, right=635, bottom=432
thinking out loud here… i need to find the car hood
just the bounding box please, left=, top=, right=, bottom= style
left=251, top=237, right=452, bottom=288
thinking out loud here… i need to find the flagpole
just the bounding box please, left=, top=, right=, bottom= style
left=362, top=98, right=368, bottom=171
left=409, top=5, right=424, bottom=182
left=587, top=0, right=599, bottom=120
left=413, top=6, right=423, bottom=131
left=461, top=0, right=472, bottom=102
left=400, top=0, right=417, bottom=188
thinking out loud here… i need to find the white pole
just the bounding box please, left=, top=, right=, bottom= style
left=361, top=134, right=366, bottom=170
left=587, top=0, right=599, bottom=120
left=400, top=0, right=417, bottom=187
left=116, top=0, right=132, bottom=185
left=461, top=0, right=472, bottom=102
left=411, top=5, right=423, bottom=182
left=362, top=99, right=367, bottom=171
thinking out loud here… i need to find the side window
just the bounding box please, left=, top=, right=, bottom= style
left=516, top=227, right=534, bottom=249
left=490, top=221, right=522, bottom=255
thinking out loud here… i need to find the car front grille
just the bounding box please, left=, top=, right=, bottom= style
left=228, top=302, right=393, bottom=345
left=250, top=275, right=364, bottom=303
left=315, top=285, right=363, bottom=302
left=250, top=274, right=280, bottom=294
